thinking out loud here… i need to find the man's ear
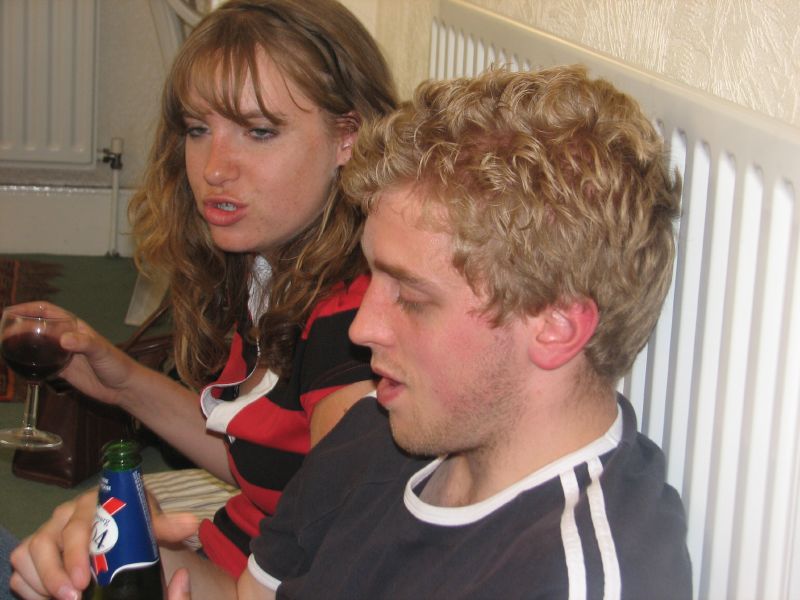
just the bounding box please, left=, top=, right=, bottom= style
left=527, top=299, right=599, bottom=370
left=335, top=111, right=361, bottom=166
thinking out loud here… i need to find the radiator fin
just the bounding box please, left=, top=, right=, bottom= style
left=0, top=0, right=97, bottom=166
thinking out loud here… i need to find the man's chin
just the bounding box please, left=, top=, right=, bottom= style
left=389, top=418, right=442, bottom=458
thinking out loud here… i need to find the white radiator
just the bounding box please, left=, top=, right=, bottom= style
left=432, top=2, right=800, bottom=599
left=0, top=0, right=98, bottom=166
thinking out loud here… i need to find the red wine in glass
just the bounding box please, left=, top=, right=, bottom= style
left=0, top=305, right=76, bottom=450
left=2, top=332, right=72, bottom=381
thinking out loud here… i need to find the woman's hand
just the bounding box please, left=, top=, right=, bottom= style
left=6, top=301, right=138, bottom=406
left=7, top=302, right=233, bottom=480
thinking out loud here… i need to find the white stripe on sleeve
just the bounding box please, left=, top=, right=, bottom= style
left=560, top=470, right=587, bottom=600
left=586, top=457, right=621, bottom=600
left=247, top=553, right=282, bottom=592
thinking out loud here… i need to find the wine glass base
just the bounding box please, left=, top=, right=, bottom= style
left=0, top=427, right=63, bottom=451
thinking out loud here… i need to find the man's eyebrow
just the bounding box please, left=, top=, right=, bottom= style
left=372, top=258, right=435, bottom=291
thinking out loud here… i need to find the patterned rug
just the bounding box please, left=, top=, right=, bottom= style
left=0, top=259, right=62, bottom=401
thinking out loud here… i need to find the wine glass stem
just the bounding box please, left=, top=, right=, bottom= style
left=21, top=382, right=41, bottom=431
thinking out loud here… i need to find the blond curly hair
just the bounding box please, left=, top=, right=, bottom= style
left=343, top=66, right=680, bottom=382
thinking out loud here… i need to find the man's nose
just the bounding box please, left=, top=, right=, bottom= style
left=349, top=280, right=391, bottom=349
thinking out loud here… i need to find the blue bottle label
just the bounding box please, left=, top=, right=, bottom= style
left=88, top=467, right=159, bottom=586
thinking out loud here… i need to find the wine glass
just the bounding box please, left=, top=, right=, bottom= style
left=0, top=304, right=76, bottom=450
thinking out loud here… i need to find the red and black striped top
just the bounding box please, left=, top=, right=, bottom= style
left=197, top=275, right=373, bottom=577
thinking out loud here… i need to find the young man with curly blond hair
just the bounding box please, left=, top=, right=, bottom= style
left=229, top=65, right=692, bottom=600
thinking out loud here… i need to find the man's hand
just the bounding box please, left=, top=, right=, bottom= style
left=10, top=490, right=96, bottom=600
left=10, top=488, right=199, bottom=600
left=163, top=564, right=279, bottom=600
left=168, top=568, right=192, bottom=600
left=148, top=495, right=200, bottom=546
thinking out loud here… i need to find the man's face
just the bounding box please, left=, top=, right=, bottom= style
left=349, top=186, right=531, bottom=457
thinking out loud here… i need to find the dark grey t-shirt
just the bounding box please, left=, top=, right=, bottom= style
left=250, top=397, right=691, bottom=599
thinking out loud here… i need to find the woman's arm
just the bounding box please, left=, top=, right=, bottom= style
left=27, top=301, right=233, bottom=483
left=113, top=362, right=233, bottom=483
left=308, top=379, right=375, bottom=446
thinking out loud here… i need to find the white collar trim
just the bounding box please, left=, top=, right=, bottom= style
left=203, top=368, right=279, bottom=434
left=404, top=404, right=624, bottom=526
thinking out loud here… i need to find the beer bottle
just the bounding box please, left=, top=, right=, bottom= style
left=83, top=440, right=164, bottom=600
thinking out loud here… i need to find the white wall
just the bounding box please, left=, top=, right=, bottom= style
left=374, top=0, right=800, bottom=130
left=2, top=0, right=796, bottom=255
left=0, top=187, right=135, bottom=257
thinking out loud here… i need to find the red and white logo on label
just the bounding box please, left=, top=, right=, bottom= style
left=89, top=497, right=127, bottom=574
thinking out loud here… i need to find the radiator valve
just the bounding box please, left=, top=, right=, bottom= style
left=100, top=137, right=124, bottom=170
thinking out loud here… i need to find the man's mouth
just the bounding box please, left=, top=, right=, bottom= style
left=373, top=365, right=404, bottom=406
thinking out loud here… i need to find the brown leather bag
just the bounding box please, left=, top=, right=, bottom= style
left=11, top=304, right=172, bottom=487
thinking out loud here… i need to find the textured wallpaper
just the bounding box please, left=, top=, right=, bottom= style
left=375, top=0, right=800, bottom=129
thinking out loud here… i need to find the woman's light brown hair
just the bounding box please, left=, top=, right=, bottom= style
left=129, top=0, right=397, bottom=387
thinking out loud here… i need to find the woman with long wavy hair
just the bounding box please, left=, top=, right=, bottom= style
left=8, top=1, right=396, bottom=598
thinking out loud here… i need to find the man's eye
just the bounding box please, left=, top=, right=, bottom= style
left=396, top=296, right=425, bottom=313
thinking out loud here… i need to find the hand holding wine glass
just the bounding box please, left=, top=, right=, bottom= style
left=0, top=303, right=77, bottom=450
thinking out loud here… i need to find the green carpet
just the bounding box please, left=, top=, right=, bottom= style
left=4, top=254, right=143, bottom=345
left=0, top=254, right=170, bottom=540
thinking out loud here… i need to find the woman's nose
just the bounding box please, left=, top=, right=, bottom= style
left=203, top=135, right=239, bottom=186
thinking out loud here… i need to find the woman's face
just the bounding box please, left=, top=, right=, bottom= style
left=183, top=51, right=353, bottom=258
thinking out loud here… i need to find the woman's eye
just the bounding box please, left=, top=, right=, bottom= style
left=185, top=125, right=208, bottom=138
left=249, top=127, right=277, bottom=141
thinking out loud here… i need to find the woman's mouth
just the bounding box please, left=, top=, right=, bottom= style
left=203, top=199, right=247, bottom=226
